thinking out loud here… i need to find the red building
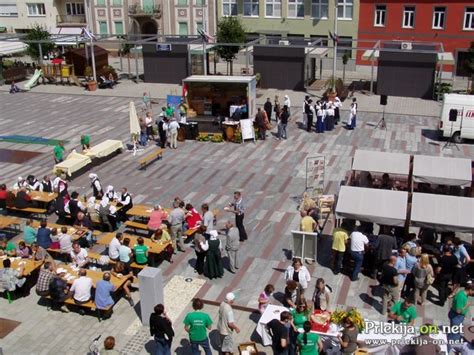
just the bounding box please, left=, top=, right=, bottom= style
left=356, top=0, right=474, bottom=75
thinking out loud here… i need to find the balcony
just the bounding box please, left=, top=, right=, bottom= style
left=56, top=14, right=86, bottom=26
left=128, top=4, right=161, bottom=18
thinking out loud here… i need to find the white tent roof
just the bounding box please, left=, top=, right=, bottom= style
left=0, top=41, right=27, bottom=55
left=50, top=27, right=83, bottom=45
left=413, top=155, right=472, bottom=187
left=183, top=75, right=255, bottom=84
left=336, top=186, right=408, bottom=226
left=352, top=150, right=411, bottom=175
left=411, top=193, right=474, bottom=232
left=437, top=52, right=455, bottom=65
left=362, top=49, right=379, bottom=61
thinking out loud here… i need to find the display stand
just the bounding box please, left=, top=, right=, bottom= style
left=240, top=119, right=256, bottom=143
left=291, top=230, right=318, bottom=263
left=306, top=156, right=325, bottom=198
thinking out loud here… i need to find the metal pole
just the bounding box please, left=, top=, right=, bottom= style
left=370, top=54, right=374, bottom=94
left=134, top=44, right=139, bottom=82
left=38, top=43, right=43, bottom=65
left=90, top=38, right=97, bottom=82
left=332, top=1, right=338, bottom=90
left=245, top=46, right=249, bottom=74
left=203, top=41, right=207, bottom=75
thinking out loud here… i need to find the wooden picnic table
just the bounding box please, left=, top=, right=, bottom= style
left=126, top=204, right=155, bottom=219
left=11, top=190, right=58, bottom=204
left=30, top=221, right=102, bottom=240
left=58, top=264, right=129, bottom=289
left=0, top=256, right=43, bottom=275
left=96, top=232, right=170, bottom=255
left=0, top=216, right=21, bottom=230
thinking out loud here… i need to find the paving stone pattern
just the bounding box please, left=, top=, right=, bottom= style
left=0, top=92, right=473, bottom=354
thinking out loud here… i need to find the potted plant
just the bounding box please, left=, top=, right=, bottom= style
left=84, top=66, right=97, bottom=91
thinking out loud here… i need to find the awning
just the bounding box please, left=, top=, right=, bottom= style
left=362, top=49, right=379, bottom=61
left=437, top=52, right=455, bottom=65
left=305, top=47, right=330, bottom=58
left=189, top=43, right=215, bottom=54
left=183, top=75, right=255, bottom=84
left=411, top=193, right=474, bottom=232
left=352, top=150, right=411, bottom=176
left=335, top=186, right=408, bottom=226
left=0, top=41, right=27, bottom=55
left=50, top=27, right=83, bottom=45
left=413, top=155, right=472, bottom=187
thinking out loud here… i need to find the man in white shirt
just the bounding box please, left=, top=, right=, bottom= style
left=58, top=226, right=73, bottom=254
left=108, top=232, right=122, bottom=261
left=70, top=242, right=89, bottom=268
left=201, top=203, right=214, bottom=232
left=350, top=228, right=369, bottom=281
left=70, top=269, right=93, bottom=304
left=167, top=118, right=180, bottom=149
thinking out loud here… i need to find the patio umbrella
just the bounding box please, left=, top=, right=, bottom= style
left=129, top=101, right=140, bottom=137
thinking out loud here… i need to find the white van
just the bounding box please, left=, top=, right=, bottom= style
left=439, top=94, right=474, bottom=143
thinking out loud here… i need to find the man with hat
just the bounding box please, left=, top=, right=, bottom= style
left=217, top=292, right=240, bottom=355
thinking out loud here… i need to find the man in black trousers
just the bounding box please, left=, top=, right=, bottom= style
left=225, top=191, right=248, bottom=242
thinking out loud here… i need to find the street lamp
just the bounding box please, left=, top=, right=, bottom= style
left=85, top=0, right=97, bottom=82
left=332, top=0, right=338, bottom=91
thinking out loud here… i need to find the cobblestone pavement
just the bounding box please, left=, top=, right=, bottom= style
left=0, top=92, right=473, bottom=354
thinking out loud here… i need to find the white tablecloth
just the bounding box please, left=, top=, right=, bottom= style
left=54, top=151, right=91, bottom=176
left=229, top=105, right=240, bottom=117
left=256, top=305, right=288, bottom=346
left=84, top=139, right=123, bottom=159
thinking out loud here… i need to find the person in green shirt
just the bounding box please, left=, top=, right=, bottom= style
left=23, top=219, right=37, bottom=245
left=388, top=298, right=417, bottom=325
left=0, top=237, right=17, bottom=256
left=448, top=284, right=474, bottom=344
left=297, top=321, right=322, bottom=355
left=133, top=237, right=149, bottom=265
left=53, top=141, right=65, bottom=164
left=292, top=300, right=311, bottom=329
left=165, top=104, right=175, bottom=119
left=183, top=298, right=213, bottom=355
left=81, top=135, right=90, bottom=150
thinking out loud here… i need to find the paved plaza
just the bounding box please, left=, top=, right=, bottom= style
left=0, top=90, right=474, bottom=354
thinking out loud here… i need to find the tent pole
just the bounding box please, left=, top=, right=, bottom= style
left=370, top=55, right=374, bottom=94
left=90, top=38, right=97, bottom=82
left=38, top=44, right=43, bottom=64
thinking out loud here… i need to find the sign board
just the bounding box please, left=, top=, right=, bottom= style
left=239, top=119, right=255, bottom=142
left=291, top=230, right=318, bottom=262
left=156, top=43, right=172, bottom=52
left=306, top=156, right=325, bottom=198
left=166, top=95, right=182, bottom=118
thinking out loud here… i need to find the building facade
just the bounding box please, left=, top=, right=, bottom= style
left=216, top=0, right=359, bottom=43
left=357, top=0, right=474, bottom=75
left=0, top=0, right=59, bottom=33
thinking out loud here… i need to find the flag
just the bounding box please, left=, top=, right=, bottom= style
left=81, top=27, right=96, bottom=41
left=328, top=31, right=339, bottom=44
left=198, top=29, right=215, bottom=44
left=182, top=83, right=188, bottom=98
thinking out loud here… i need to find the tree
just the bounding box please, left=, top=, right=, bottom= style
left=464, top=41, right=474, bottom=93
left=342, top=51, right=350, bottom=84
left=215, top=17, right=246, bottom=75
left=23, top=24, right=54, bottom=60
left=119, top=39, right=132, bottom=79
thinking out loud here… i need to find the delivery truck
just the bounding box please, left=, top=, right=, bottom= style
left=439, top=94, right=474, bottom=143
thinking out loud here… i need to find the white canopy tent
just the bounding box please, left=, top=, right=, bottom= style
left=412, top=155, right=472, bottom=187
left=352, top=150, right=411, bottom=175
left=335, top=186, right=408, bottom=227
left=411, top=193, right=474, bottom=232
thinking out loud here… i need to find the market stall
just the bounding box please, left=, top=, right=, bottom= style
left=412, top=155, right=472, bottom=188
left=182, top=75, right=257, bottom=137
left=335, top=186, right=408, bottom=227
left=410, top=193, right=474, bottom=232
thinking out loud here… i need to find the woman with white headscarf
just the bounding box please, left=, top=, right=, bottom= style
left=105, top=185, right=118, bottom=201
left=284, top=95, right=291, bottom=115
left=98, top=197, right=114, bottom=232
left=89, top=173, right=103, bottom=198
left=87, top=196, right=100, bottom=224
left=204, top=230, right=224, bottom=279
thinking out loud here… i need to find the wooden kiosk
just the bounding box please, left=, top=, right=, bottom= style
left=182, top=75, right=257, bottom=140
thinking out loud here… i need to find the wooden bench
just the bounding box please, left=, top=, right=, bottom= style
left=138, top=148, right=164, bottom=170
left=44, top=295, right=112, bottom=319
left=7, top=206, right=47, bottom=218
left=124, top=220, right=149, bottom=233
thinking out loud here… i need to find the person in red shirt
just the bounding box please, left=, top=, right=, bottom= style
left=185, top=203, right=203, bottom=230
left=0, top=184, right=7, bottom=214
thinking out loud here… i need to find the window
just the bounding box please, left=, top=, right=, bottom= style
left=464, top=7, right=474, bottom=30
left=114, top=21, right=124, bottom=34
left=222, top=0, right=237, bottom=16
left=177, top=0, right=187, bottom=6
left=432, top=7, right=445, bottom=29
left=178, top=22, right=188, bottom=35
left=337, top=0, right=353, bottom=20
left=66, top=3, right=84, bottom=15
left=112, top=0, right=122, bottom=6
left=374, top=5, right=386, bottom=27
left=288, top=0, right=304, bottom=18
left=196, top=0, right=205, bottom=6
left=244, top=0, right=259, bottom=17
left=99, top=21, right=107, bottom=34
left=27, top=3, right=46, bottom=16
left=196, top=21, right=203, bottom=33
left=402, top=6, right=415, bottom=28
left=96, top=0, right=105, bottom=6
left=311, top=0, right=328, bottom=19
left=0, top=4, right=18, bottom=16
left=265, top=0, right=281, bottom=17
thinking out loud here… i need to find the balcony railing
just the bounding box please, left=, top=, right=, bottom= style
left=128, top=4, right=161, bottom=17
left=56, top=14, right=86, bottom=25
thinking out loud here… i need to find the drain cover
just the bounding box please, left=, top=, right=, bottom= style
left=185, top=277, right=193, bottom=282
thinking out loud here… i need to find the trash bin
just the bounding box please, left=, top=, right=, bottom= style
left=184, top=122, right=199, bottom=140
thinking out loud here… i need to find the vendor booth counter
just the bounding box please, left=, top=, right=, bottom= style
left=182, top=75, right=257, bottom=137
